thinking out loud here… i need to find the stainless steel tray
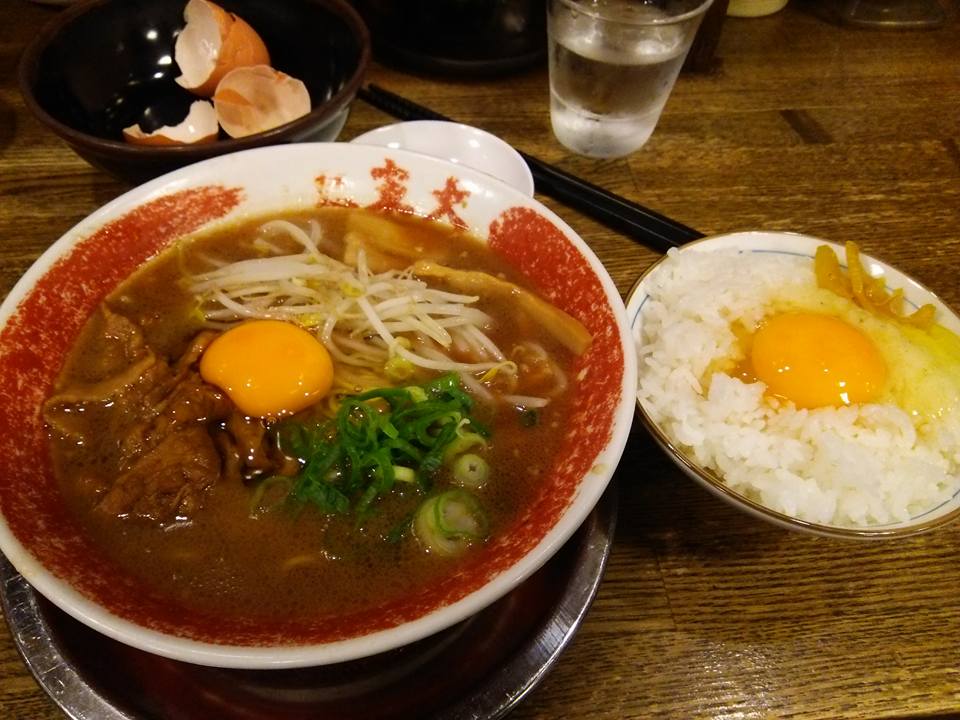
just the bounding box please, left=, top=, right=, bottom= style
left=1, top=485, right=617, bottom=720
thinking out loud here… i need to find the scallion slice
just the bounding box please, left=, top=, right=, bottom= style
left=413, top=489, right=489, bottom=556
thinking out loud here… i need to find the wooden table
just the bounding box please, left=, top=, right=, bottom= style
left=2, top=1, right=960, bottom=718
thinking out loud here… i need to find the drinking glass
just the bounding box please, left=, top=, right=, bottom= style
left=547, top=0, right=714, bottom=158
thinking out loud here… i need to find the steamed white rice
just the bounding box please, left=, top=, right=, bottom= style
left=637, top=248, right=960, bottom=527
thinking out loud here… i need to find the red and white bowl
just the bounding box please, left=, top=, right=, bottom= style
left=0, top=143, right=636, bottom=668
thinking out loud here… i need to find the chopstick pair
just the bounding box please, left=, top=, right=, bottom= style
left=356, top=84, right=704, bottom=254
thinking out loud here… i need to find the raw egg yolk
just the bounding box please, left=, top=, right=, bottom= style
left=200, top=320, right=333, bottom=418
left=749, top=312, right=887, bottom=409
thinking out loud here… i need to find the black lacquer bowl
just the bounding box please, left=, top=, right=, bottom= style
left=18, top=0, right=370, bottom=183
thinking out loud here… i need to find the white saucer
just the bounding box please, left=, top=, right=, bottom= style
left=350, top=120, right=535, bottom=197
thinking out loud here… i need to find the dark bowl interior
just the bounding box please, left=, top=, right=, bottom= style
left=20, top=0, right=370, bottom=183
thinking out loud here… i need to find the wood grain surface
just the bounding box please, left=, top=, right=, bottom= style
left=2, top=1, right=960, bottom=718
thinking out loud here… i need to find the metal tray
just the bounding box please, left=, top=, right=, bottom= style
left=1, top=486, right=617, bottom=720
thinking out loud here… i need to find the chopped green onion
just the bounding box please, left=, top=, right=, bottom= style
left=413, top=489, right=489, bottom=556
left=442, top=428, right=488, bottom=463
left=435, top=490, right=488, bottom=538
left=393, top=465, right=416, bottom=483
left=274, top=373, right=488, bottom=519
left=407, top=386, right=428, bottom=403
left=452, top=453, right=489, bottom=489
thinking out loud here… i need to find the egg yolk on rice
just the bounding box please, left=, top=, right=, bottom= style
left=746, top=312, right=888, bottom=409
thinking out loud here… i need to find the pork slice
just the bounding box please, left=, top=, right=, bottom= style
left=173, top=330, right=218, bottom=372
left=43, top=307, right=164, bottom=437
left=226, top=414, right=272, bottom=471
left=120, top=372, right=233, bottom=461
left=43, top=356, right=170, bottom=442
left=46, top=312, right=236, bottom=524
left=216, top=412, right=302, bottom=484
left=81, top=306, right=152, bottom=375
left=97, top=425, right=221, bottom=522
left=412, top=261, right=593, bottom=355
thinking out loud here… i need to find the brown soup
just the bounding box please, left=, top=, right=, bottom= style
left=44, top=208, right=586, bottom=622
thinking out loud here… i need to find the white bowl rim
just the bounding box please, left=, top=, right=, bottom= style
left=0, top=141, right=636, bottom=667
left=626, top=229, right=960, bottom=540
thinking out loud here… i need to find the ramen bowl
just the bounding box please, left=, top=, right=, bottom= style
left=18, top=0, right=370, bottom=184
left=0, top=143, right=636, bottom=668
left=628, top=231, right=960, bottom=539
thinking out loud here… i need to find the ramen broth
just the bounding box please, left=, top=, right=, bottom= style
left=46, top=208, right=581, bottom=620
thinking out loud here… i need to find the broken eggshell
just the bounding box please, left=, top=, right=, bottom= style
left=121, top=100, right=219, bottom=145
left=213, top=65, right=312, bottom=138
left=174, top=0, right=270, bottom=97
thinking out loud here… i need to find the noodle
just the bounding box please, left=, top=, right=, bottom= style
left=188, top=217, right=553, bottom=406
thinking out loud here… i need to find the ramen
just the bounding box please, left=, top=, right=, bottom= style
left=43, top=208, right=591, bottom=621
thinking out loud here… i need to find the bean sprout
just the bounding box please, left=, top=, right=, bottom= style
left=187, top=219, right=532, bottom=393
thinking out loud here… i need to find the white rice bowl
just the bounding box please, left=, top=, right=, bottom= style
left=629, top=232, right=960, bottom=536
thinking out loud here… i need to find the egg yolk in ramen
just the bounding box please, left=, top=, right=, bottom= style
left=748, top=312, right=887, bottom=409
left=200, top=319, right=333, bottom=417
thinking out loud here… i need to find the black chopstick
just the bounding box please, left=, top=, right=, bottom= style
left=356, top=84, right=704, bottom=253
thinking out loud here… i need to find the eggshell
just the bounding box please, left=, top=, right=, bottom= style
left=174, top=0, right=270, bottom=98
left=213, top=65, right=311, bottom=138
left=121, top=100, right=219, bottom=146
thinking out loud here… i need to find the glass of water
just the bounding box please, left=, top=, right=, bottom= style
left=547, top=0, right=714, bottom=158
